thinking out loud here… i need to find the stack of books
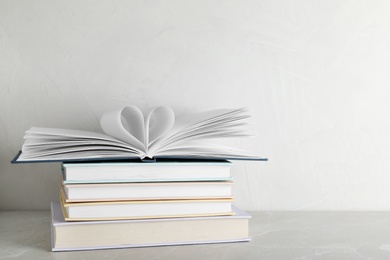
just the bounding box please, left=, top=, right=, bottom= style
left=50, top=159, right=252, bottom=251
left=12, top=105, right=266, bottom=252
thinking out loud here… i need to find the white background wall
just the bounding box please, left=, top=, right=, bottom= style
left=1, top=0, right=390, bottom=211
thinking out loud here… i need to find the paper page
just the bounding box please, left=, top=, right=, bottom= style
left=144, top=106, right=175, bottom=147
left=148, top=108, right=250, bottom=156
left=20, top=127, right=145, bottom=161
left=154, top=140, right=259, bottom=159
left=26, top=127, right=119, bottom=141
left=100, top=106, right=145, bottom=151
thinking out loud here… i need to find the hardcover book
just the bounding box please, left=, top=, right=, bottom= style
left=51, top=202, right=251, bottom=251
left=60, top=192, right=233, bottom=221
left=12, top=106, right=266, bottom=163
left=61, top=160, right=232, bottom=184
left=62, top=181, right=233, bottom=202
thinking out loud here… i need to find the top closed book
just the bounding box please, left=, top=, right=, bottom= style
left=12, top=105, right=267, bottom=163
left=62, top=160, right=232, bottom=184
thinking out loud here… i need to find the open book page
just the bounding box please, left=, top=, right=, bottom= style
left=153, top=141, right=259, bottom=159
left=147, top=108, right=250, bottom=157
left=100, top=106, right=175, bottom=154
left=25, top=127, right=124, bottom=142
left=100, top=106, right=146, bottom=151
left=18, top=127, right=145, bottom=161
left=143, top=106, right=175, bottom=149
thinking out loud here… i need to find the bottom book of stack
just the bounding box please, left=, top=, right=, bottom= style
left=51, top=201, right=251, bottom=251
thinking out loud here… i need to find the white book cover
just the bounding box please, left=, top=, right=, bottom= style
left=62, top=181, right=233, bottom=202
left=60, top=192, right=234, bottom=221
left=61, top=160, right=232, bottom=184
left=51, top=202, right=251, bottom=251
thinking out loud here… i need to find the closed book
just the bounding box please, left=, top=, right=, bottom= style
left=51, top=202, right=251, bottom=251
left=62, top=181, right=233, bottom=202
left=62, top=160, right=232, bottom=184
left=60, top=192, right=233, bottom=221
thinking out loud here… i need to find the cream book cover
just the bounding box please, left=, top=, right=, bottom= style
left=62, top=181, right=233, bottom=202
left=51, top=202, right=251, bottom=251
left=60, top=192, right=233, bottom=221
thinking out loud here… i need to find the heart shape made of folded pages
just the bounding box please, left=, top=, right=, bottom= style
left=100, top=106, right=175, bottom=152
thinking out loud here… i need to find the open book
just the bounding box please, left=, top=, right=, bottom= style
left=12, top=106, right=266, bottom=163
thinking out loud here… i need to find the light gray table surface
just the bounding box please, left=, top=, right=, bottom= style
left=1, top=210, right=390, bottom=259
